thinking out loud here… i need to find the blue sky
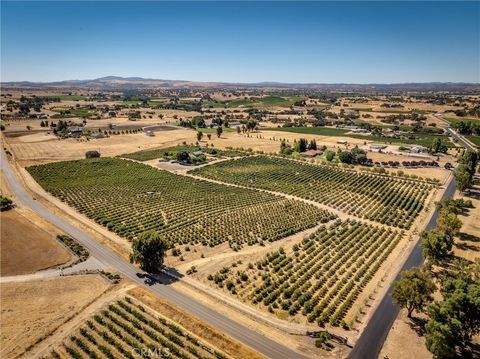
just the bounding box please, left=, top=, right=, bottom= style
left=1, top=1, right=479, bottom=83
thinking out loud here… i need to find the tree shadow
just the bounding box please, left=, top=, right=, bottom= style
left=466, top=342, right=480, bottom=359
left=406, top=316, right=427, bottom=337
left=454, top=241, right=480, bottom=252
left=457, top=232, right=480, bottom=243
left=464, top=190, right=480, bottom=200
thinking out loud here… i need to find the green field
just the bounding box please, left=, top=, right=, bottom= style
left=264, top=126, right=349, bottom=137
left=51, top=107, right=94, bottom=118
left=192, top=156, right=433, bottom=229
left=445, top=117, right=480, bottom=125
left=57, top=95, right=88, bottom=101
left=466, top=136, right=480, bottom=147
left=27, top=158, right=334, bottom=249
left=263, top=126, right=451, bottom=147
left=202, top=96, right=305, bottom=109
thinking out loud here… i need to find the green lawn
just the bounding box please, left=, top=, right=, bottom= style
left=445, top=117, right=480, bottom=125
left=466, top=136, right=480, bottom=147
left=50, top=107, right=94, bottom=118
left=263, top=126, right=349, bottom=136
left=202, top=96, right=305, bottom=109
left=57, top=95, right=88, bottom=101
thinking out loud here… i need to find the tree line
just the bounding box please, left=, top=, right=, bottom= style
left=392, top=197, right=479, bottom=358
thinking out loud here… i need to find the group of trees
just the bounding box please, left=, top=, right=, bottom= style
left=454, top=149, right=478, bottom=192
left=279, top=138, right=318, bottom=155
left=452, top=120, right=480, bottom=136
left=420, top=198, right=464, bottom=264
left=429, top=137, right=449, bottom=154
left=393, top=197, right=479, bottom=358
left=337, top=146, right=368, bottom=165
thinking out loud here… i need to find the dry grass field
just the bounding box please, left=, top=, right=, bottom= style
left=5, top=127, right=196, bottom=165
left=453, top=186, right=480, bottom=261
left=0, top=209, right=71, bottom=275
left=0, top=275, right=111, bottom=359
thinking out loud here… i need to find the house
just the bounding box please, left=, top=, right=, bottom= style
left=301, top=149, right=323, bottom=158
left=144, top=130, right=155, bottom=136
left=336, top=140, right=348, bottom=145
left=68, top=126, right=83, bottom=137
left=38, top=113, right=48, bottom=119
left=191, top=151, right=204, bottom=158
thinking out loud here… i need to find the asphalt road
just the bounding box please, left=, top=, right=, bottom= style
left=0, top=149, right=307, bottom=359
left=348, top=175, right=456, bottom=359
left=433, top=113, right=477, bottom=152
left=445, top=127, right=476, bottom=152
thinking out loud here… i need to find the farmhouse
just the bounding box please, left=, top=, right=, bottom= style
left=68, top=126, right=83, bottom=137
left=301, top=149, right=323, bottom=158
left=191, top=150, right=204, bottom=158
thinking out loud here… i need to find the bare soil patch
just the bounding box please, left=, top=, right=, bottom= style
left=380, top=310, right=432, bottom=359
left=0, top=209, right=71, bottom=276
left=454, top=186, right=480, bottom=261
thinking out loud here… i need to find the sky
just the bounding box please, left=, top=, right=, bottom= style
left=1, top=1, right=479, bottom=84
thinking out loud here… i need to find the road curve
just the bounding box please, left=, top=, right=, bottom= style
left=0, top=149, right=307, bottom=359
left=348, top=175, right=456, bottom=359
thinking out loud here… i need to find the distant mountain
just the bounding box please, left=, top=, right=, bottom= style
left=1, top=76, right=479, bottom=92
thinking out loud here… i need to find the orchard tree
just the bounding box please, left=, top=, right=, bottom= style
left=216, top=126, right=223, bottom=138
left=196, top=131, right=203, bottom=142
left=392, top=267, right=436, bottom=318
left=130, top=230, right=169, bottom=272
left=207, top=133, right=212, bottom=141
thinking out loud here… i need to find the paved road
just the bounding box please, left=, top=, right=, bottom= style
left=433, top=113, right=477, bottom=151
left=0, top=149, right=306, bottom=359
left=445, top=127, right=477, bottom=152
left=348, top=176, right=456, bottom=359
